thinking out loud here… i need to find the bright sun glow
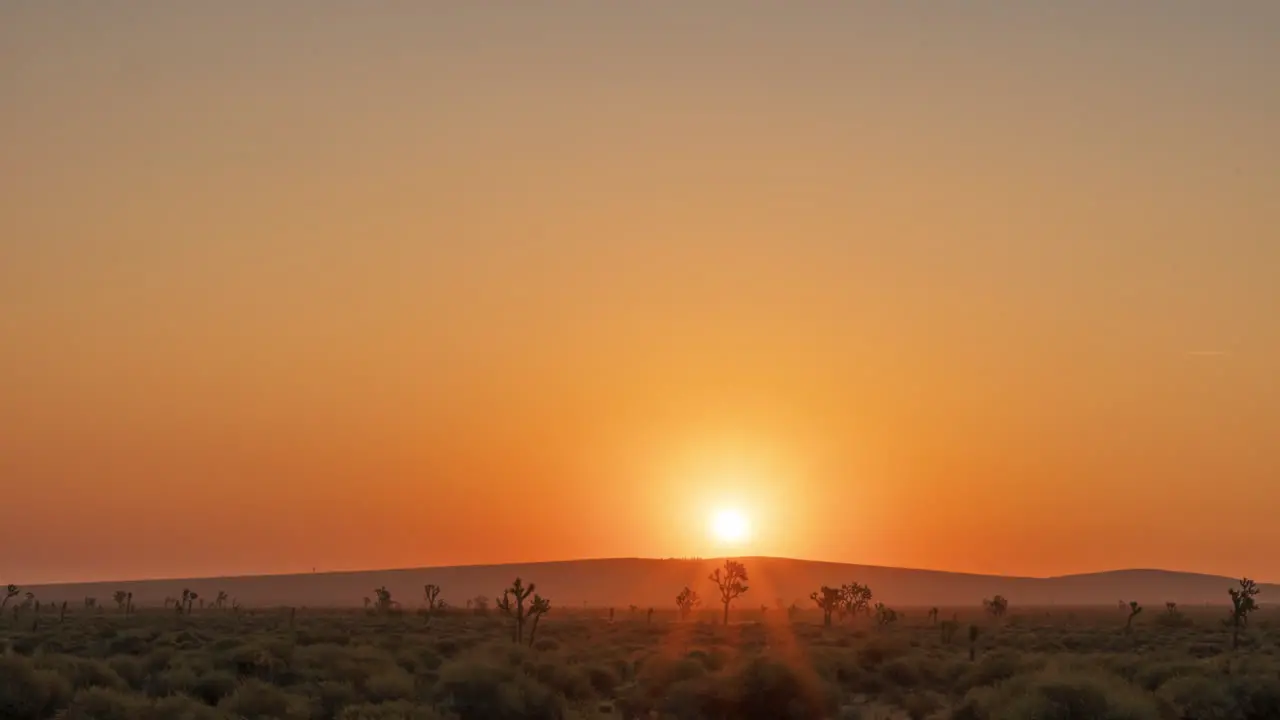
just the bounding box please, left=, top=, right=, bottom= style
left=709, top=508, right=751, bottom=545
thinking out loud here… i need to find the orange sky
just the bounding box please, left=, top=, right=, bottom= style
left=2, top=3, right=1278, bottom=585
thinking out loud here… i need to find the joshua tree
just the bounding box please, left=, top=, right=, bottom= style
left=840, top=582, right=873, bottom=621
left=59, top=601, right=68, bottom=624
left=2, top=584, right=20, bottom=610
left=1125, top=601, right=1143, bottom=631
left=928, top=607, right=940, bottom=625
left=373, top=586, right=394, bottom=614
left=113, top=591, right=129, bottom=612
left=874, top=602, right=898, bottom=627
left=676, top=586, right=702, bottom=621
left=497, top=577, right=536, bottom=643
left=1228, top=577, right=1261, bottom=650
left=709, top=559, right=749, bottom=625
left=215, top=591, right=229, bottom=610
left=126, top=592, right=133, bottom=616
left=968, top=624, right=981, bottom=661
left=526, top=594, right=551, bottom=647
left=185, top=590, right=199, bottom=615
left=84, top=597, right=97, bottom=610
left=983, top=595, right=1009, bottom=619
left=423, top=584, right=443, bottom=626
left=1165, top=601, right=1178, bottom=615
left=810, top=586, right=841, bottom=627
left=363, top=597, right=371, bottom=610
left=647, top=607, right=654, bottom=624
left=940, top=619, right=960, bottom=644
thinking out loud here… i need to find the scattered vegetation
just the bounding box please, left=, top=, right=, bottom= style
left=708, top=559, right=750, bottom=625
left=675, top=586, right=702, bottom=622
left=2, top=564, right=1275, bottom=719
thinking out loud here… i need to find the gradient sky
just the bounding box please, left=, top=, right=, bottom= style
left=3, top=2, right=1278, bottom=585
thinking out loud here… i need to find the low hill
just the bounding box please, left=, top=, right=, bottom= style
left=23, top=557, right=1270, bottom=609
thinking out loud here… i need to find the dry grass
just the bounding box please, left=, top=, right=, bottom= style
left=2, top=603, right=1278, bottom=719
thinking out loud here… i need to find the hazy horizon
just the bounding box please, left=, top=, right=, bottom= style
left=3, top=3, right=1278, bottom=586
left=16, top=553, right=1274, bottom=591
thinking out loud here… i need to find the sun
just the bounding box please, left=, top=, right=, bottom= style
left=709, top=508, right=751, bottom=545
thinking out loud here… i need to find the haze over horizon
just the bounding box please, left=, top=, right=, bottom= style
left=3, top=3, right=1278, bottom=586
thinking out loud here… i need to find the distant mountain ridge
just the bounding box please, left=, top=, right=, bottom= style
left=23, top=557, right=1271, bottom=609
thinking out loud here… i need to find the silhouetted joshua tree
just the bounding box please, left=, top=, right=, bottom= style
left=928, top=607, right=940, bottom=625
left=2, top=584, right=20, bottom=610
left=373, top=586, right=394, bottom=614
left=940, top=619, right=960, bottom=644
left=840, top=582, right=873, bottom=621
left=676, top=586, right=702, bottom=621
left=180, top=589, right=198, bottom=615
left=983, top=595, right=1009, bottom=619
left=526, top=594, right=551, bottom=647
left=810, top=586, right=841, bottom=627
left=84, top=597, right=97, bottom=610
left=1228, top=577, right=1261, bottom=650
left=874, top=602, right=898, bottom=627
left=709, top=559, right=749, bottom=625
left=1125, top=601, right=1143, bottom=631
left=126, top=592, right=133, bottom=616
left=497, top=577, right=536, bottom=643
left=423, top=584, right=443, bottom=626
left=968, top=624, right=981, bottom=661
left=215, top=591, right=229, bottom=610
left=113, top=591, right=129, bottom=613
left=647, top=607, right=654, bottom=624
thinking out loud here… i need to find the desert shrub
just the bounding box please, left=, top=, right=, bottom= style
left=190, top=670, right=239, bottom=705
left=1225, top=672, right=1280, bottom=720
left=960, top=648, right=1037, bottom=691
left=0, top=654, right=73, bottom=720
left=150, top=665, right=200, bottom=697
left=147, top=693, right=228, bottom=720
left=857, top=637, right=907, bottom=669
left=586, top=663, right=620, bottom=696
left=310, top=680, right=362, bottom=719
left=533, top=661, right=593, bottom=701
left=62, top=686, right=152, bottom=720
left=729, top=654, right=839, bottom=720
left=337, top=701, right=451, bottom=720
left=107, top=632, right=153, bottom=656
left=901, top=691, right=945, bottom=720
left=218, top=679, right=312, bottom=719
left=434, top=639, right=461, bottom=658
left=954, top=665, right=1163, bottom=720
left=34, top=655, right=127, bottom=692
left=1157, top=673, right=1237, bottom=718
left=1131, top=659, right=1204, bottom=691
left=435, top=657, right=565, bottom=720
left=879, top=657, right=921, bottom=689
left=362, top=667, right=417, bottom=703
left=106, top=655, right=148, bottom=690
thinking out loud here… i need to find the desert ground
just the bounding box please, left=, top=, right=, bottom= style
left=3, top=563, right=1277, bottom=719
